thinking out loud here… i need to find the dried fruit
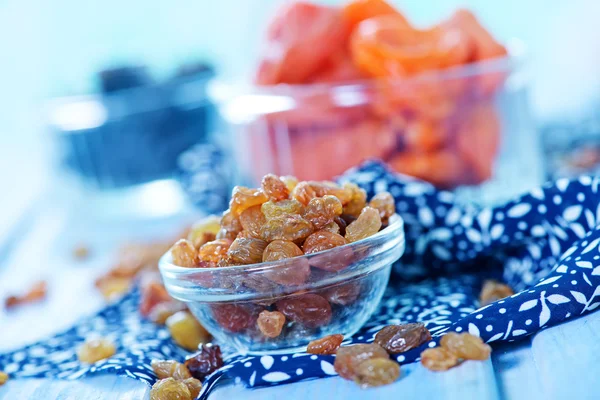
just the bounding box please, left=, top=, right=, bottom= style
left=303, top=231, right=347, bottom=254
left=280, top=175, right=299, bottom=192
left=151, top=359, right=192, bottom=380
left=150, top=378, right=191, bottom=400
left=257, top=310, right=286, bottom=338
left=321, top=221, right=340, bottom=234
left=229, top=186, right=269, bottom=216
left=323, top=282, right=360, bottom=305
left=171, top=239, right=199, bottom=268
left=217, top=210, right=242, bottom=240
left=479, top=280, right=514, bottom=306
left=440, top=332, right=491, bottom=360
left=0, top=371, right=8, bottom=386
left=149, top=301, right=187, bottom=325
left=292, top=181, right=352, bottom=205
left=342, top=182, right=367, bottom=217
left=261, top=199, right=304, bottom=220
left=354, top=358, right=401, bottom=388
left=420, top=347, right=459, bottom=371
left=369, top=192, right=395, bottom=221
left=302, top=195, right=343, bottom=229
left=96, top=276, right=131, bottom=301
left=334, top=343, right=389, bottom=380
left=198, top=239, right=232, bottom=265
left=187, top=216, right=221, bottom=249
left=345, top=206, right=382, bottom=242
left=261, top=173, right=290, bottom=201
left=334, top=216, right=348, bottom=235
left=73, top=244, right=90, bottom=260
left=211, top=304, right=253, bottom=332
left=139, top=281, right=172, bottom=317
left=182, top=378, right=202, bottom=398
left=374, top=323, right=432, bottom=354
left=276, top=294, right=332, bottom=328
left=239, top=205, right=267, bottom=238
left=166, top=311, right=211, bottom=351
left=77, top=337, right=116, bottom=363
left=307, top=334, right=344, bottom=354
left=261, top=214, right=314, bottom=242
left=263, top=240, right=304, bottom=261
left=227, top=237, right=268, bottom=264
left=185, top=344, right=224, bottom=380
left=4, top=280, right=47, bottom=309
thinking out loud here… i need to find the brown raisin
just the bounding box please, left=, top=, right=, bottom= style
left=369, top=192, right=396, bottom=222
left=440, top=333, right=491, bottom=360
left=198, top=239, right=232, bottom=265
left=182, top=378, right=202, bottom=399
left=0, top=371, right=7, bottom=386
left=185, top=344, right=224, bottom=380
left=302, top=195, right=343, bottom=229
left=227, top=237, right=268, bottom=264
left=354, top=358, right=400, bottom=388
left=334, top=216, right=347, bottom=236
left=303, top=231, right=352, bottom=272
left=149, top=301, right=187, bottom=325
left=211, top=304, right=253, bottom=332
left=276, top=294, right=331, bottom=328
left=262, top=240, right=310, bottom=285
left=229, top=186, right=268, bottom=216
left=292, top=181, right=352, bottom=205
left=479, top=280, right=514, bottom=307
left=166, top=311, right=211, bottom=351
left=420, top=347, right=459, bottom=371
left=187, top=216, right=221, bottom=248
left=217, top=210, right=242, bottom=240
left=261, top=199, right=304, bottom=220
left=77, top=337, right=116, bottom=363
left=345, top=207, right=382, bottom=243
left=257, top=310, right=286, bottom=338
left=151, top=359, right=192, bottom=380
left=334, top=343, right=389, bottom=380
left=150, top=377, right=191, bottom=400
left=261, top=215, right=314, bottom=243
left=239, top=205, right=267, bottom=238
left=280, top=175, right=299, bottom=192
left=303, top=231, right=347, bottom=254
left=307, top=334, right=344, bottom=354
left=342, top=182, right=367, bottom=217
left=171, top=239, right=199, bottom=267
left=261, top=173, right=290, bottom=201
left=374, top=323, right=432, bottom=354
left=323, top=282, right=360, bottom=305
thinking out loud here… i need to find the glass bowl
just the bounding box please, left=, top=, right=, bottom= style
left=159, top=214, right=404, bottom=355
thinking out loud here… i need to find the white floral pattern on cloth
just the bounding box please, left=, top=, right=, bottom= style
left=1, top=161, right=599, bottom=400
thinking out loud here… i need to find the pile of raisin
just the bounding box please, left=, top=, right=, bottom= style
left=77, top=337, right=116, bottom=364
left=421, top=332, right=492, bottom=371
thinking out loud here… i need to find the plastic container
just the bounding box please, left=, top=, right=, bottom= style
left=159, top=214, right=404, bottom=354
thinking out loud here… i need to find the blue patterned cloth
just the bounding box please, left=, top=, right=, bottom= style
left=1, top=161, right=599, bottom=399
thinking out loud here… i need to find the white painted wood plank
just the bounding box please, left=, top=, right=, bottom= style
left=491, top=339, right=543, bottom=400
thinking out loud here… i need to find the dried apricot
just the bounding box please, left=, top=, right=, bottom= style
left=479, top=280, right=514, bottom=306
left=420, top=347, right=459, bottom=371
left=257, top=310, right=286, bottom=338
left=227, top=237, right=268, bottom=264
left=303, top=195, right=343, bottom=229
left=77, top=337, right=116, bottom=363
left=171, top=239, right=199, bottom=268
left=276, top=294, right=332, bottom=328
left=374, top=323, right=432, bottom=354
left=261, top=173, right=290, bottom=201
left=229, top=186, right=268, bottom=217
left=334, top=343, right=389, bottom=380
left=151, top=359, right=192, bottom=380
left=150, top=378, right=191, bottom=400
left=345, top=206, right=382, bottom=242
left=354, top=358, right=400, bottom=388
left=440, top=332, right=491, bottom=360
left=307, top=334, right=344, bottom=354
left=185, top=344, right=224, bottom=380
left=166, top=311, right=211, bottom=351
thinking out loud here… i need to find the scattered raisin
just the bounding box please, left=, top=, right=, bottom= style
left=257, top=310, right=286, bottom=338
left=0, top=371, right=8, bottom=386
left=4, top=281, right=47, bottom=309
left=354, top=358, right=400, bottom=388
left=261, top=199, right=304, bottom=220
left=166, top=311, right=211, bottom=351
left=229, top=186, right=268, bottom=216
left=182, top=378, right=202, bottom=398
left=198, top=239, right=232, bottom=265
left=369, top=192, right=396, bottom=221
left=187, top=216, right=221, bottom=249
left=151, top=359, right=192, bottom=380
left=227, top=237, right=268, bottom=264
left=420, top=347, right=459, bottom=371
left=302, top=195, right=343, bottom=229
left=73, top=244, right=90, bottom=260
left=77, top=337, right=116, bottom=363
left=479, top=280, right=514, bottom=307
left=307, top=334, right=344, bottom=354
left=211, top=304, right=253, bottom=332
left=261, top=173, right=290, bottom=201
left=185, top=344, right=224, bottom=380
left=150, top=378, right=191, bottom=400
left=171, top=239, right=199, bottom=267
left=345, top=207, right=382, bottom=243
left=342, top=182, right=367, bottom=217
left=292, top=181, right=352, bottom=205
left=303, top=231, right=347, bottom=254
left=280, top=175, right=299, bottom=192
left=217, top=210, right=242, bottom=240
left=149, top=301, right=187, bottom=325
left=276, top=294, right=332, bottom=328
left=334, top=343, right=389, bottom=380
left=139, top=281, right=171, bottom=317
left=440, top=333, right=491, bottom=360
left=374, top=323, right=432, bottom=354
left=239, top=205, right=267, bottom=238
left=95, top=276, right=131, bottom=301
left=261, top=215, right=314, bottom=242
left=323, top=282, right=360, bottom=305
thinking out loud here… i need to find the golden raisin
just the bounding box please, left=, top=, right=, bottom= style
left=4, top=280, right=47, bottom=309
left=0, top=371, right=8, bottom=386
left=420, top=347, right=459, bottom=371
left=139, top=281, right=172, bottom=317
left=262, top=240, right=310, bottom=285
left=217, top=210, right=242, bottom=240
left=322, top=221, right=340, bottom=234
left=374, top=323, right=432, bottom=354
left=149, top=301, right=187, bottom=325
left=185, top=344, right=224, bottom=380
left=187, top=216, right=221, bottom=249
left=342, top=182, right=367, bottom=217
left=440, top=333, right=492, bottom=360
left=182, top=378, right=202, bottom=398
left=345, top=207, right=382, bottom=243
left=261, top=199, right=304, bottom=220
left=307, top=334, right=344, bottom=354
left=239, top=205, right=267, bottom=238
left=263, top=240, right=304, bottom=261
left=280, top=175, right=299, bottom=192
left=227, top=236, right=268, bottom=264
left=73, top=244, right=90, bottom=260
left=354, top=358, right=400, bottom=388
left=303, top=231, right=347, bottom=254
left=369, top=192, right=396, bottom=221
left=292, top=181, right=352, bottom=205
left=229, top=186, right=268, bottom=216
left=303, top=195, right=343, bottom=229
left=261, top=173, right=290, bottom=201
left=77, top=337, right=116, bottom=363
left=198, top=239, right=232, bottom=265
left=171, top=239, right=199, bottom=267
left=257, top=310, right=286, bottom=338
left=150, top=378, right=191, bottom=400
left=151, top=359, right=192, bottom=380
left=334, top=343, right=389, bottom=380
left=95, top=276, right=131, bottom=301
left=261, top=215, right=314, bottom=242
left=479, top=280, right=514, bottom=306
left=166, top=311, right=211, bottom=351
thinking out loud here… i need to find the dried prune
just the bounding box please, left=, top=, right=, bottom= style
left=280, top=175, right=299, bottom=192
left=151, top=359, right=192, bottom=380
left=139, top=281, right=171, bottom=317
left=227, top=237, right=268, bottom=264
left=302, top=195, right=343, bottom=229
left=479, top=280, right=514, bottom=307
left=342, top=182, right=367, bottom=217
left=229, top=186, right=268, bottom=216
left=292, top=181, right=352, bottom=205
left=261, top=173, right=290, bottom=201
left=369, top=192, right=396, bottom=221
left=149, top=301, right=187, bottom=325
left=307, top=334, right=344, bottom=354
left=212, top=304, right=253, bottom=332
left=217, top=210, right=242, bottom=240
left=334, top=343, right=389, bottom=380
left=420, top=347, right=459, bottom=371
left=198, top=239, right=232, bottom=265
left=187, top=216, right=221, bottom=249
left=166, top=311, right=211, bottom=351
left=77, top=337, right=116, bottom=363
left=323, top=282, right=360, bottom=305
left=182, top=378, right=202, bottom=399
left=239, top=205, right=267, bottom=238
left=261, top=199, right=304, bottom=220
left=440, top=333, right=491, bottom=360
left=354, top=358, right=400, bottom=388
left=257, top=310, right=286, bottom=338
left=0, top=371, right=7, bottom=386
left=150, top=378, right=191, bottom=400
left=171, top=239, right=199, bottom=267
left=261, top=215, right=314, bottom=243
left=185, top=344, right=224, bottom=380
left=303, top=231, right=347, bottom=254
left=374, top=323, right=432, bottom=354
left=276, top=294, right=332, bottom=328
left=345, top=207, right=382, bottom=243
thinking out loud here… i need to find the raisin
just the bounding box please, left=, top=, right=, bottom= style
left=263, top=240, right=304, bottom=261
left=479, top=280, right=514, bottom=307
left=345, top=207, right=382, bottom=243
left=354, top=358, right=401, bottom=388
left=307, top=334, right=344, bottom=354
left=369, top=192, right=396, bottom=221
left=182, top=378, right=202, bottom=398
left=243, top=275, right=280, bottom=292
left=211, top=304, right=253, bottom=332
left=187, top=216, right=221, bottom=248
left=334, top=343, right=389, bottom=380
left=257, top=310, right=286, bottom=338
left=304, top=231, right=352, bottom=272
left=185, top=344, right=224, bottom=380
left=265, top=257, right=311, bottom=285
left=96, top=276, right=131, bottom=301
left=280, top=175, right=299, bottom=192
left=239, top=205, right=267, bottom=238
left=77, top=337, right=116, bottom=363
left=292, top=181, right=352, bottom=205
left=420, top=347, right=459, bottom=371
left=4, top=280, right=47, bottom=309
left=303, top=231, right=347, bottom=254
left=342, top=182, right=367, bottom=217
left=0, top=371, right=7, bottom=386
left=323, top=282, right=360, bottom=305
left=440, top=333, right=491, bottom=360
left=227, top=237, right=268, bottom=264
left=150, top=378, right=191, bottom=400
left=217, top=210, right=242, bottom=240
left=151, top=359, right=192, bottom=380
left=374, top=323, right=432, bottom=354
left=198, top=239, right=232, bottom=265
left=229, top=186, right=268, bottom=216
left=261, top=199, right=304, bottom=220
left=73, top=244, right=90, bottom=260
left=139, top=281, right=172, bottom=317
left=276, top=294, right=332, bottom=328
left=166, top=311, right=211, bottom=351
left=302, top=195, right=343, bottom=229
left=149, top=301, right=187, bottom=325
left=322, top=221, right=340, bottom=234
left=171, top=239, right=199, bottom=267
left=334, top=216, right=347, bottom=236
left=261, top=215, right=314, bottom=243
left=261, top=173, right=290, bottom=201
